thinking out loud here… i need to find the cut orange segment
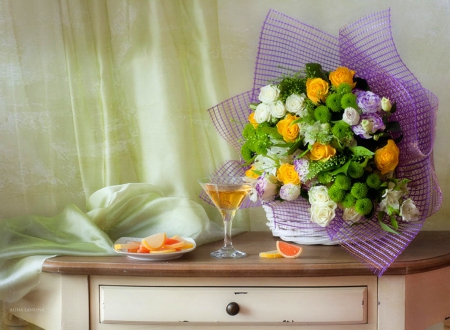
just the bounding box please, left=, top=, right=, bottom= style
left=142, top=232, right=166, bottom=250
left=259, top=250, right=283, bottom=258
left=276, top=241, right=303, bottom=259
left=114, top=242, right=140, bottom=250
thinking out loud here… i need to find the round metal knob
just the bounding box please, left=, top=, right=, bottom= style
left=226, top=302, right=240, bottom=316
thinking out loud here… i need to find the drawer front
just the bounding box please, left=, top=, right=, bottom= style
left=100, top=286, right=367, bottom=325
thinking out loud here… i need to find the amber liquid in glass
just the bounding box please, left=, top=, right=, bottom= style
left=204, top=185, right=252, bottom=211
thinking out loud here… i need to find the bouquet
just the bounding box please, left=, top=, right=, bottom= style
left=242, top=63, right=419, bottom=233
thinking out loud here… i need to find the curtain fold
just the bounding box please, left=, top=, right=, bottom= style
left=0, top=0, right=246, bottom=227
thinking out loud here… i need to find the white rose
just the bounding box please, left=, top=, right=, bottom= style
left=308, top=185, right=332, bottom=205
left=285, top=93, right=306, bottom=114
left=342, top=207, right=362, bottom=224
left=258, top=85, right=280, bottom=104
left=254, top=103, right=271, bottom=123
left=381, top=97, right=392, bottom=112
left=269, top=100, right=286, bottom=118
left=400, top=198, right=420, bottom=222
left=310, top=201, right=337, bottom=227
left=279, top=183, right=301, bottom=201
left=255, top=174, right=279, bottom=201
left=342, top=107, right=360, bottom=126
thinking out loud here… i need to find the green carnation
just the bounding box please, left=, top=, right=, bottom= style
left=314, top=105, right=331, bottom=123
left=341, top=93, right=357, bottom=109
left=355, top=198, right=373, bottom=215
left=328, top=185, right=346, bottom=203
left=348, top=161, right=365, bottom=179
left=337, top=83, right=353, bottom=95
left=366, top=173, right=382, bottom=189
left=334, top=173, right=352, bottom=191
left=342, top=193, right=356, bottom=208
left=325, top=93, right=342, bottom=112
left=351, top=182, right=368, bottom=199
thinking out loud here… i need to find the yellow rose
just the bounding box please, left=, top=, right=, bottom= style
left=374, top=139, right=399, bottom=175
left=248, top=112, right=258, bottom=128
left=277, top=163, right=300, bottom=185
left=306, top=78, right=329, bottom=104
left=276, top=114, right=299, bottom=142
left=309, top=142, right=336, bottom=161
left=329, top=67, right=357, bottom=88
left=245, top=166, right=259, bottom=179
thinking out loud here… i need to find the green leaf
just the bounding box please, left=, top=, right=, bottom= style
left=287, top=139, right=303, bottom=155
left=330, top=159, right=351, bottom=175
left=378, top=211, right=400, bottom=234
left=305, top=63, right=328, bottom=81
left=390, top=216, right=399, bottom=230
left=259, top=126, right=283, bottom=139
left=348, top=146, right=374, bottom=157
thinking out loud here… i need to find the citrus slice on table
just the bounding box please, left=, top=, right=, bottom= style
left=276, top=241, right=303, bottom=259
left=259, top=250, right=283, bottom=259
left=142, top=232, right=166, bottom=250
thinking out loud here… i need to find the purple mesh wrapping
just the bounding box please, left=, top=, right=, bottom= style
left=205, top=9, right=441, bottom=275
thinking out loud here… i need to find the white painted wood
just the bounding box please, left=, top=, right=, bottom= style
left=377, top=275, right=406, bottom=330
left=100, top=285, right=367, bottom=325
left=7, top=273, right=89, bottom=330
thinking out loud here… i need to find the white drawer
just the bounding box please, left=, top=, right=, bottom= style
left=99, top=285, right=367, bottom=325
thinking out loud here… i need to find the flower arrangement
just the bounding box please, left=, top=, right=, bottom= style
left=242, top=63, right=420, bottom=233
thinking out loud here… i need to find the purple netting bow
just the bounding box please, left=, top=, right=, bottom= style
left=206, top=9, right=441, bottom=275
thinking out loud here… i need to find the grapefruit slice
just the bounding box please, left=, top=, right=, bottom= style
left=142, top=232, right=166, bottom=250
left=259, top=250, right=283, bottom=258
left=276, top=241, right=303, bottom=259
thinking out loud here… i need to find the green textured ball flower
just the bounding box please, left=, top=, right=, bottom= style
left=341, top=93, right=357, bottom=109
left=331, top=121, right=352, bottom=141
left=355, top=198, right=373, bottom=215
left=351, top=182, right=368, bottom=199
left=348, top=161, right=365, bottom=179
left=334, top=173, right=352, bottom=191
left=314, top=105, right=332, bottom=123
left=325, top=93, right=342, bottom=112
left=317, top=171, right=333, bottom=184
left=366, top=173, right=382, bottom=189
left=337, top=83, right=353, bottom=95
left=328, top=185, right=346, bottom=203
left=242, top=123, right=255, bottom=139
left=342, top=193, right=356, bottom=208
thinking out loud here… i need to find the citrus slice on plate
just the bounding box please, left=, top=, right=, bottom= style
left=142, top=232, right=166, bottom=250
left=259, top=250, right=283, bottom=258
left=276, top=241, right=303, bottom=259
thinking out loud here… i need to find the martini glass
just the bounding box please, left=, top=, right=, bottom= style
left=199, top=176, right=252, bottom=258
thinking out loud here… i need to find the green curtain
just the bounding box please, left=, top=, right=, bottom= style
left=0, top=0, right=244, bottom=225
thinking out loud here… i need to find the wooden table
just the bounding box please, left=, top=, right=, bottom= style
left=6, top=231, right=450, bottom=330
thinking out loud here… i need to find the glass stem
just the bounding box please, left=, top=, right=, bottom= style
left=222, top=210, right=236, bottom=249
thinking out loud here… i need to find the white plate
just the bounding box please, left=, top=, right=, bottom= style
left=113, top=236, right=196, bottom=261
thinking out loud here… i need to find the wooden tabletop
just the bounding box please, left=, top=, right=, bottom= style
left=42, top=231, right=450, bottom=277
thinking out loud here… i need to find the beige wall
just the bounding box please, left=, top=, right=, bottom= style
left=215, top=0, right=450, bottom=230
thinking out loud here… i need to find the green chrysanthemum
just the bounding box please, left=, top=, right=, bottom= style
left=325, top=93, right=342, bottom=112
left=328, top=184, right=346, bottom=203
left=351, top=182, right=368, bottom=199
left=331, top=121, right=352, bottom=141
left=341, top=93, right=358, bottom=109
left=355, top=198, right=373, bottom=215
left=348, top=161, right=365, bottom=179
left=334, top=173, right=352, bottom=191
left=314, top=105, right=331, bottom=123
left=342, top=193, right=356, bottom=208
left=366, top=173, right=382, bottom=189
left=241, top=143, right=254, bottom=163
left=337, top=83, right=353, bottom=95
left=242, top=123, right=255, bottom=139
left=317, top=171, right=333, bottom=184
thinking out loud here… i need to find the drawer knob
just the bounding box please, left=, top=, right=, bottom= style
left=226, top=302, right=240, bottom=316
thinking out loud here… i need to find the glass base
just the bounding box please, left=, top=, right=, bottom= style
left=210, top=247, right=247, bottom=258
